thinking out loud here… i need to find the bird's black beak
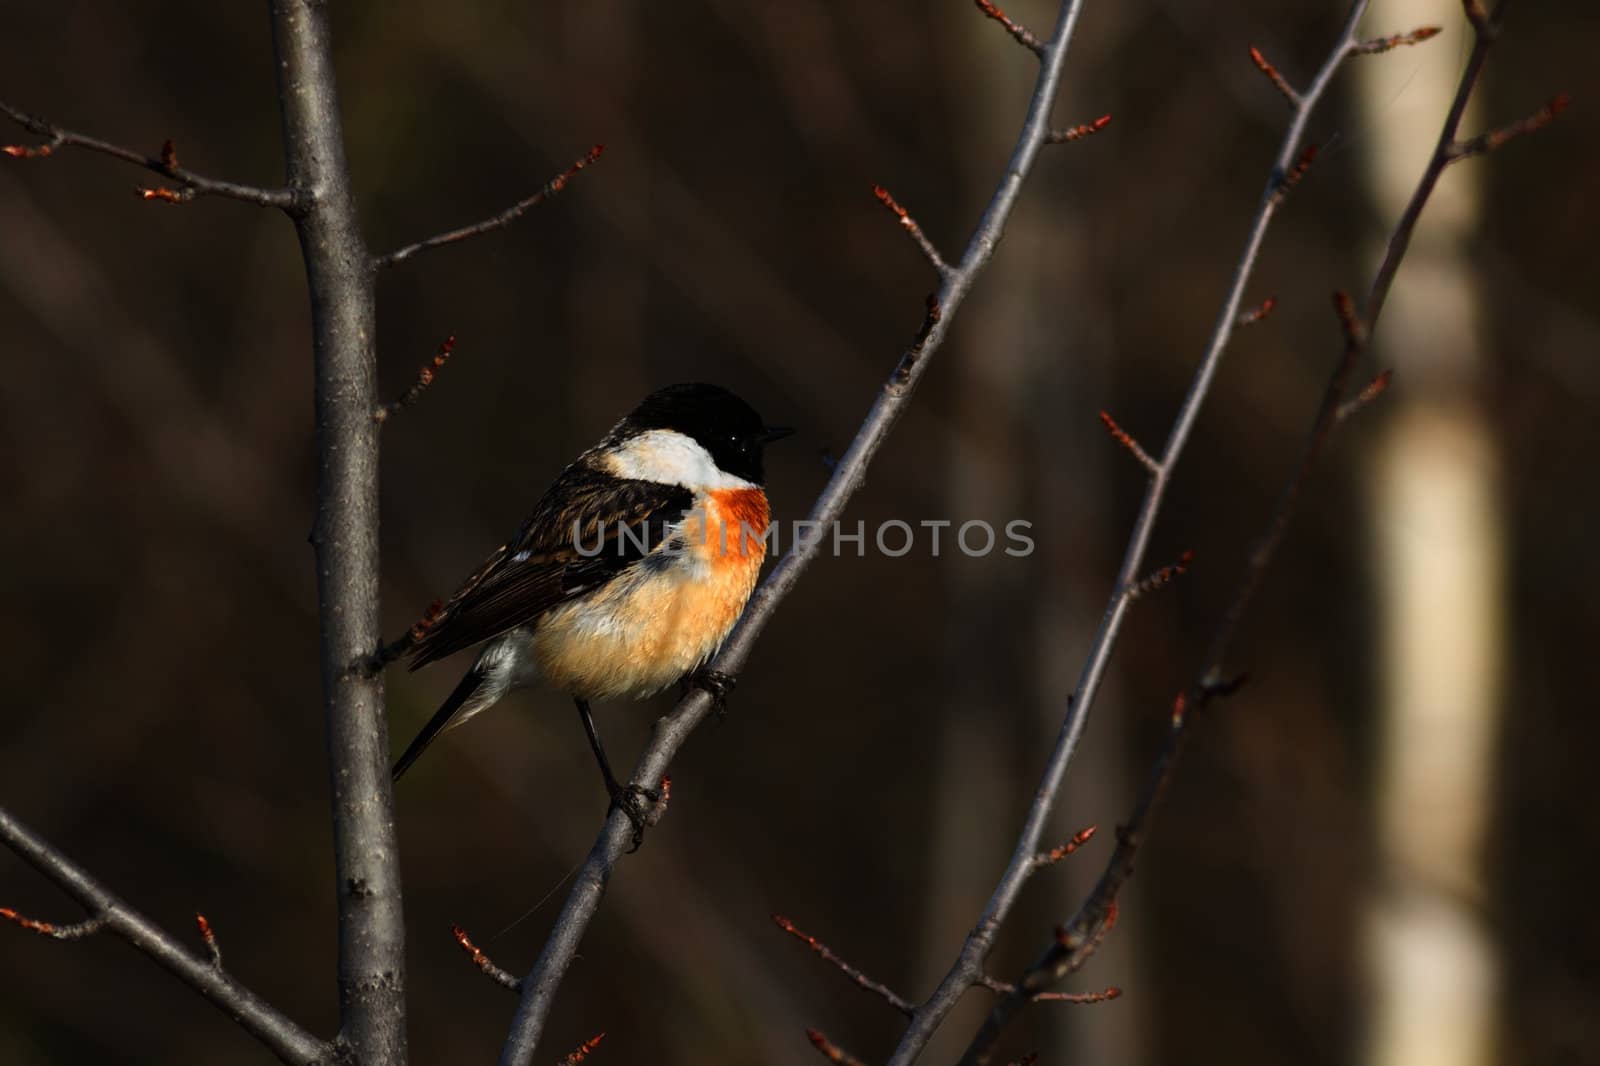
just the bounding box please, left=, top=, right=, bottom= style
left=760, top=425, right=795, bottom=444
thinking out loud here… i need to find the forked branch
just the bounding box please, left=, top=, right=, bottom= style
left=883, top=8, right=1385, bottom=1061
left=0, top=101, right=296, bottom=209
left=955, top=2, right=1561, bottom=1060
left=0, top=805, right=329, bottom=1065
left=496, top=1, right=1095, bottom=1061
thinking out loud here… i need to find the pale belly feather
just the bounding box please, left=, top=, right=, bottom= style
left=530, top=493, right=766, bottom=700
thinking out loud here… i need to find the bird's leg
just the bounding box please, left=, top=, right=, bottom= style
left=688, top=668, right=738, bottom=720
left=574, top=698, right=657, bottom=850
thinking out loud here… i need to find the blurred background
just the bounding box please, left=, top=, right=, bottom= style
left=2, top=1, right=1596, bottom=1063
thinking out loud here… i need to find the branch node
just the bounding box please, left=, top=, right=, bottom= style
left=973, top=0, right=1045, bottom=57
left=773, top=914, right=914, bottom=1015
left=1046, top=114, right=1112, bottom=144
left=1097, top=410, right=1161, bottom=476
left=1236, top=295, right=1277, bottom=327
left=0, top=905, right=107, bottom=941
left=1350, top=25, right=1442, bottom=56
left=194, top=912, right=223, bottom=969
left=374, top=334, right=458, bottom=424
left=451, top=923, right=522, bottom=992
left=872, top=184, right=952, bottom=277
left=1248, top=45, right=1302, bottom=106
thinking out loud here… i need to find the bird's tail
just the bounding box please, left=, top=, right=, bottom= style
left=392, top=669, right=486, bottom=782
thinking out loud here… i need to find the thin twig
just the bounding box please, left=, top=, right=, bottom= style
left=0, top=906, right=107, bottom=940
left=1447, top=93, right=1569, bottom=164
left=1096, top=411, right=1161, bottom=476
left=453, top=924, right=523, bottom=992
left=496, top=2, right=1092, bottom=1062
left=1271, top=143, right=1320, bottom=206
left=1125, top=550, right=1195, bottom=602
left=1029, top=825, right=1097, bottom=871
left=872, top=185, right=953, bottom=279
left=807, top=1029, right=872, bottom=1066
left=374, top=335, right=458, bottom=424
left=1349, top=25, right=1442, bottom=55
left=1046, top=114, right=1112, bottom=144
left=195, top=912, right=223, bottom=969
left=956, top=7, right=1554, bottom=1060
left=977, top=973, right=1121, bottom=1005
left=1247, top=45, right=1302, bottom=107
left=0, top=805, right=330, bottom=1064
left=374, top=145, right=604, bottom=269
left=0, top=101, right=296, bottom=210
left=774, top=915, right=915, bottom=1015
left=888, top=6, right=1376, bottom=1064
left=1236, top=295, right=1277, bottom=327
left=1336, top=369, right=1394, bottom=423
left=974, top=0, right=1044, bottom=57
left=558, top=1033, right=606, bottom=1065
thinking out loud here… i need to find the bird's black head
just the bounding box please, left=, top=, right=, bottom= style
left=622, top=383, right=791, bottom=484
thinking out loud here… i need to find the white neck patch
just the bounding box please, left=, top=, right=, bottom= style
left=601, top=429, right=756, bottom=490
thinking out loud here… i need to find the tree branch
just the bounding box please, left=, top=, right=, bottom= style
left=773, top=914, right=916, bottom=1016
left=0, top=805, right=330, bottom=1065
left=881, top=5, right=1382, bottom=1063
left=494, top=2, right=1093, bottom=1062
left=0, top=101, right=297, bottom=209
left=807, top=1029, right=873, bottom=1066
left=268, top=2, right=407, bottom=1061
left=372, top=145, right=604, bottom=270
left=452, top=923, right=523, bottom=992
left=954, top=3, right=1560, bottom=1060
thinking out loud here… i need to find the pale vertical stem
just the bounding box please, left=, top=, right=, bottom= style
left=269, top=1, right=408, bottom=1061
left=1355, top=5, right=1504, bottom=1066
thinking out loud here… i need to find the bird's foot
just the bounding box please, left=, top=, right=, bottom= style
left=689, top=668, right=738, bottom=721
left=610, top=782, right=663, bottom=853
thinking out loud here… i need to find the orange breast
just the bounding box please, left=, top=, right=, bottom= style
left=699, top=488, right=770, bottom=562
left=530, top=488, right=769, bottom=701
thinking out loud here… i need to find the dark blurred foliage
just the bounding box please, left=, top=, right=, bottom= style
left=2, top=2, right=1597, bottom=1064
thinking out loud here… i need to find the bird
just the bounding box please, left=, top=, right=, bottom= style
left=388, top=383, right=789, bottom=832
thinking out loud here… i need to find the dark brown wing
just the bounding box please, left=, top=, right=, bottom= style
left=408, top=463, right=694, bottom=669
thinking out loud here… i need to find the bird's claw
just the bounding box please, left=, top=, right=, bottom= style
left=610, top=782, right=662, bottom=852
left=689, top=668, right=738, bottom=720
